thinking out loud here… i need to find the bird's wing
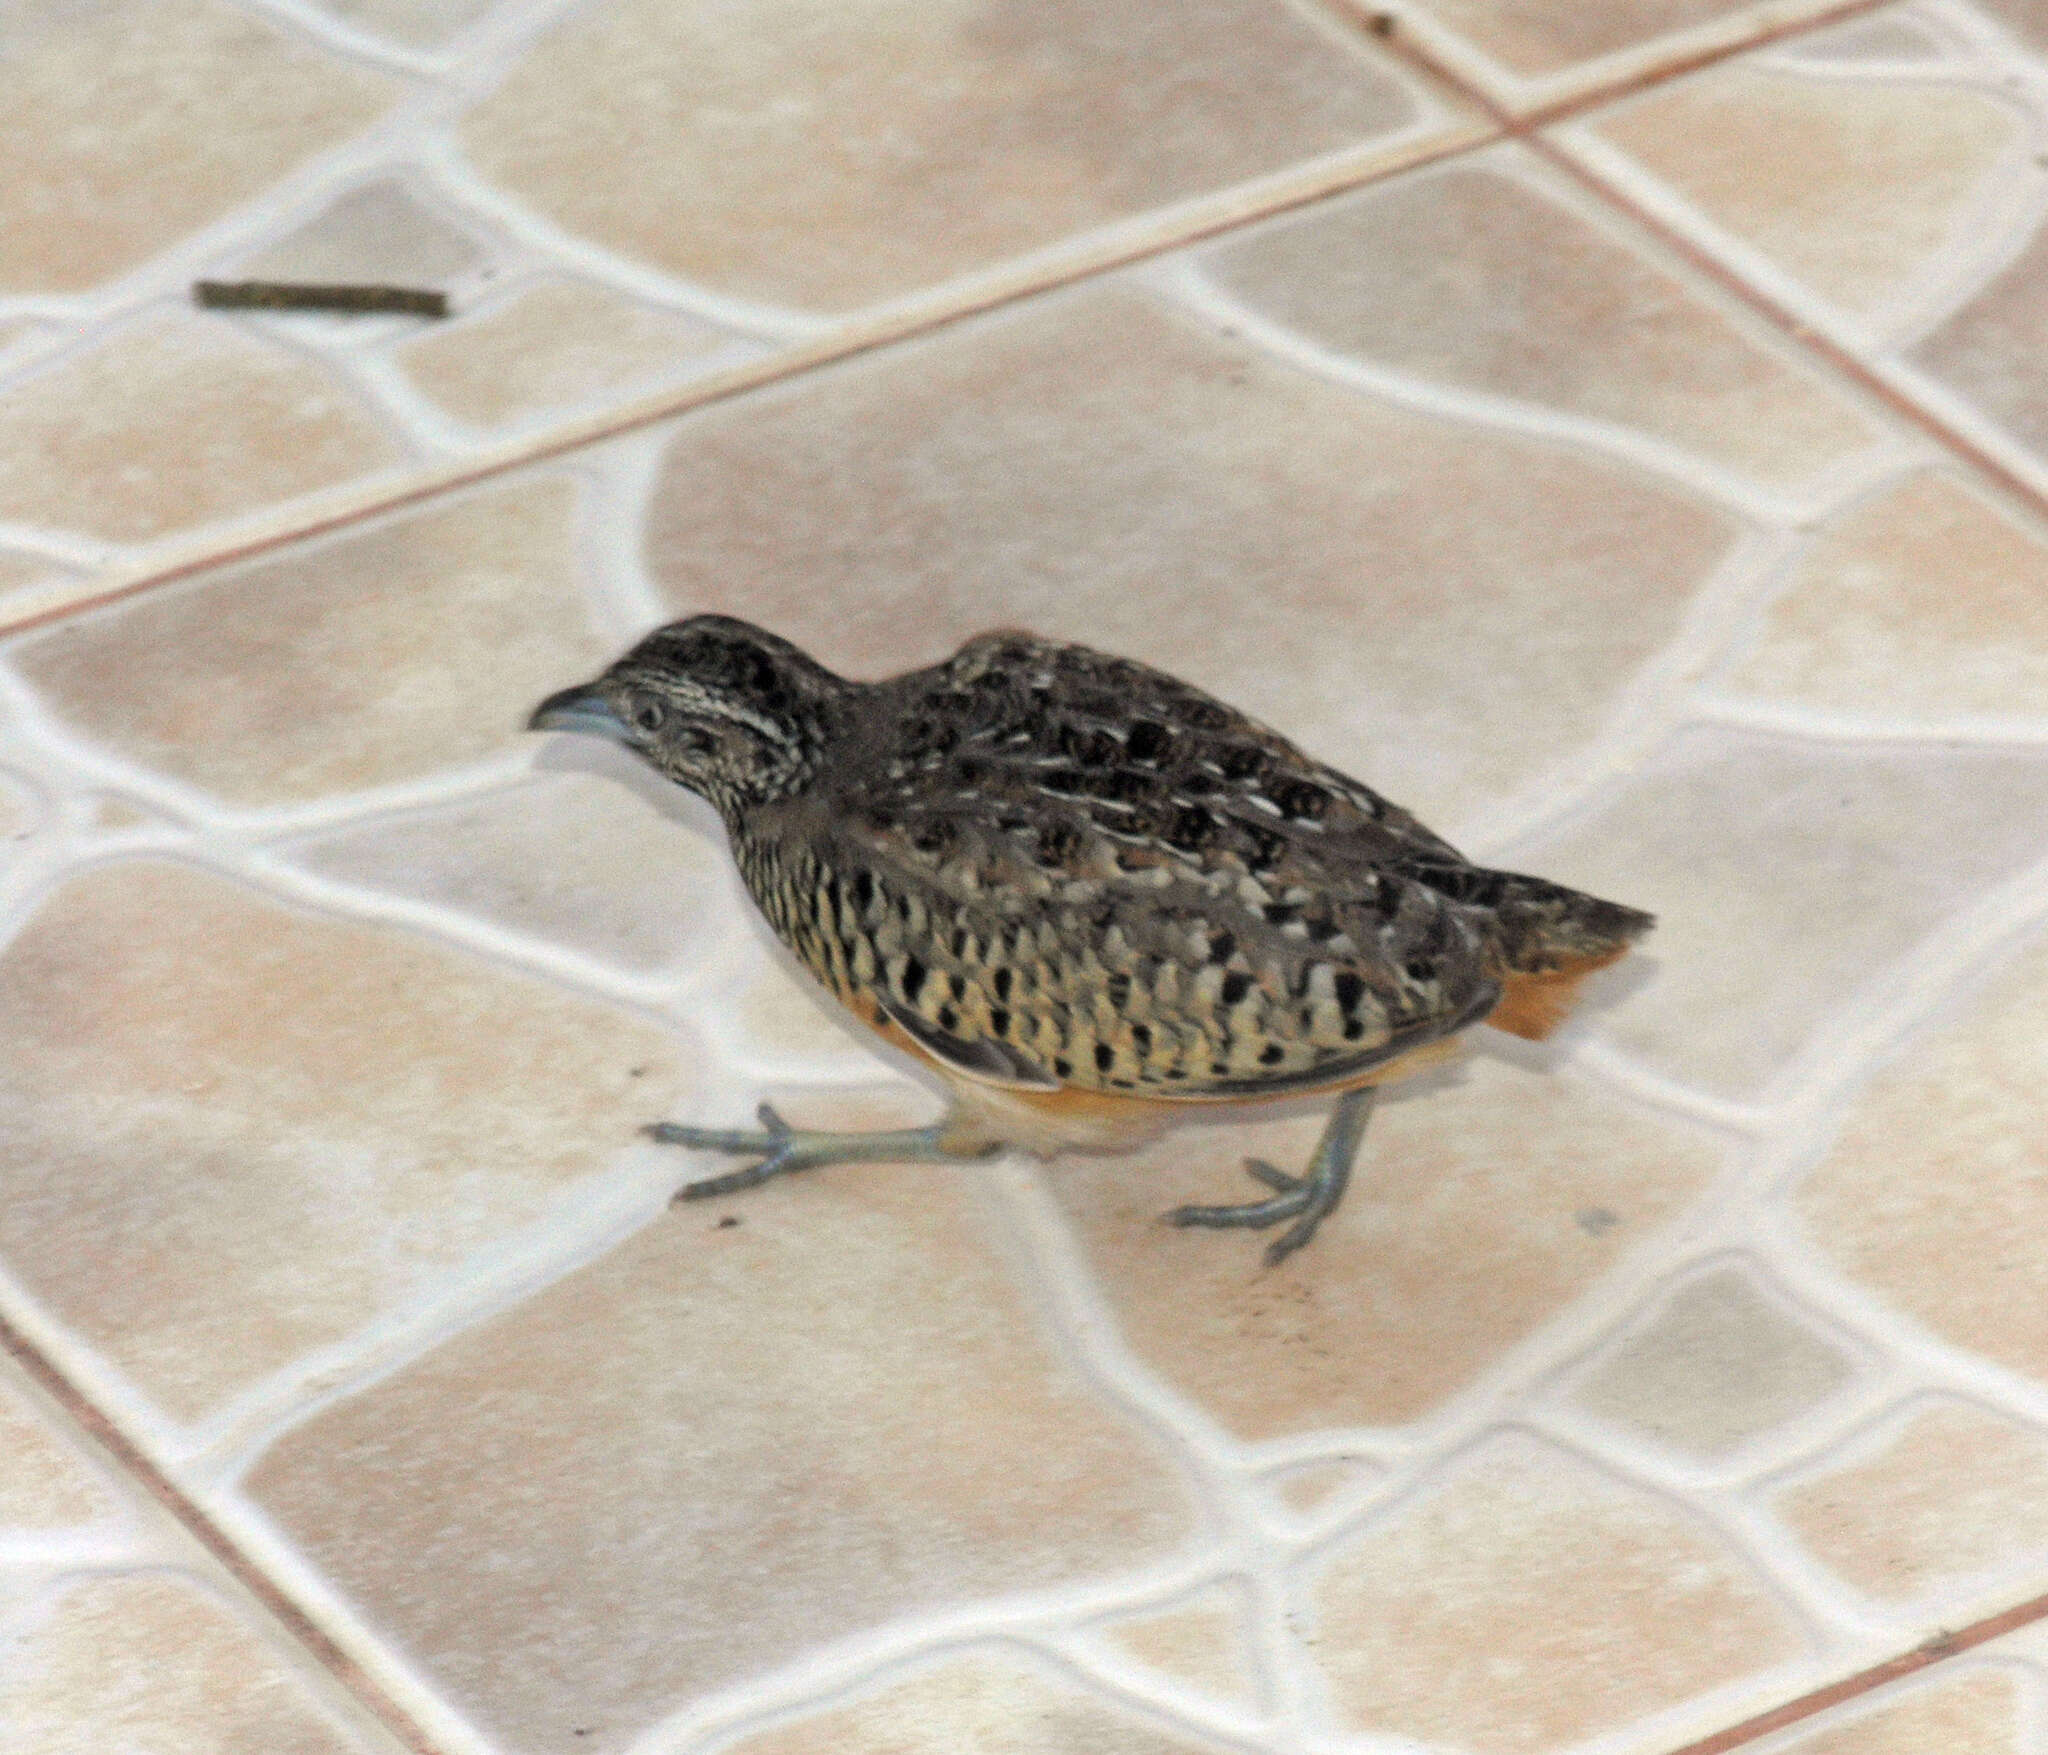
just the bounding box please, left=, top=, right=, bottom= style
left=906, top=631, right=1466, bottom=860
left=803, top=632, right=1500, bottom=1099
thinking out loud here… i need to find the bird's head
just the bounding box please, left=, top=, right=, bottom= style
left=528, top=615, right=847, bottom=813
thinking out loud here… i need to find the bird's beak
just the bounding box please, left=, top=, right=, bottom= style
left=527, top=684, right=631, bottom=744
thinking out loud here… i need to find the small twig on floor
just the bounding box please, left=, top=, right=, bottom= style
left=192, top=280, right=449, bottom=318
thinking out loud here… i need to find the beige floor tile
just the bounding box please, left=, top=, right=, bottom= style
left=0, top=551, right=52, bottom=594
left=393, top=278, right=734, bottom=431
left=0, top=310, right=402, bottom=548
left=1395, top=0, right=1801, bottom=81
left=1794, top=929, right=2048, bottom=1391
left=0, top=320, right=50, bottom=360
left=246, top=1178, right=1192, bottom=1753
left=1583, top=57, right=2020, bottom=320
left=285, top=769, right=730, bottom=977
left=1914, top=214, right=2048, bottom=466
left=1203, top=150, right=1886, bottom=492
left=714, top=1651, right=1218, bottom=1755
left=0, top=0, right=396, bottom=297
left=1772, top=1667, right=2023, bottom=1754
left=458, top=0, right=1428, bottom=312
left=1556, top=8, right=2048, bottom=485
left=0, top=1372, right=122, bottom=1532
left=645, top=283, right=1735, bottom=831
left=304, top=0, right=498, bottom=49
left=1306, top=1433, right=1798, bottom=1749
left=1774, top=1398, right=2048, bottom=1606
left=1048, top=1056, right=1721, bottom=1437
left=1774, top=14, right=1950, bottom=61
left=1973, top=0, right=2048, bottom=57
left=1097, top=1581, right=1263, bottom=1711
left=0, top=1573, right=385, bottom=1755
left=0, top=554, right=67, bottom=622
left=237, top=181, right=490, bottom=289
left=0, top=772, right=49, bottom=877
left=8, top=476, right=607, bottom=806
left=1567, top=1266, right=1857, bottom=1461
left=79, top=794, right=155, bottom=834
left=1552, top=13, right=2048, bottom=492
left=1268, top=1456, right=1381, bottom=1515
left=0, top=859, right=696, bottom=1422
left=0, top=1575, right=52, bottom=1638
left=1511, top=727, right=2048, bottom=1097
left=1723, top=469, right=2048, bottom=724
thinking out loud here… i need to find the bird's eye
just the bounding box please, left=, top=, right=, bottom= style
left=634, top=701, right=666, bottom=732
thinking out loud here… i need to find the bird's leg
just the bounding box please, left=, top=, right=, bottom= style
left=647, top=1102, right=1000, bottom=1204
left=1165, top=1087, right=1378, bottom=1268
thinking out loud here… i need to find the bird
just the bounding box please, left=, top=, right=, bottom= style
left=528, top=615, right=1653, bottom=1266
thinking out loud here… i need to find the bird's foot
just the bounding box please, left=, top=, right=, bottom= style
left=1165, top=1157, right=1349, bottom=1267
left=645, top=1102, right=993, bottom=1203
left=1163, top=1087, right=1374, bottom=1267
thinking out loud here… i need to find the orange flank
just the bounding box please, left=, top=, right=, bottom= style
left=1485, top=944, right=1632, bottom=1042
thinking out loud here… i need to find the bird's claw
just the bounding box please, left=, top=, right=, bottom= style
left=1164, top=1155, right=1312, bottom=1227
left=1243, top=1157, right=1302, bottom=1194
left=1164, top=1153, right=1345, bottom=1268
left=644, top=1101, right=792, bottom=1145
left=646, top=1102, right=812, bottom=1203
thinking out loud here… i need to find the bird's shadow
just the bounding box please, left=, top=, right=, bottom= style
left=531, top=734, right=955, bottom=1095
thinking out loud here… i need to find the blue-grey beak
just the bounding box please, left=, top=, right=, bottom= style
left=527, top=684, right=632, bottom=744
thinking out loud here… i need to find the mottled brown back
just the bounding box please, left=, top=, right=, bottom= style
left=728, top=631, right=1649, bottom=1099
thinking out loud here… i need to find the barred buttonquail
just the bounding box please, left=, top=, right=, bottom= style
left=530, top=616, right=1653, bottom=1265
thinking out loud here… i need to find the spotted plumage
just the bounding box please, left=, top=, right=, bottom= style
left=530, top=615, right=1654, bottom=1264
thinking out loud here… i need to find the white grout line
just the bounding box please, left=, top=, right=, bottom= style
left=1698, top=692, right=2048, bottom=747
left=1159, top=252, right=1894, bottom=529
left=177, top=1143, right=704, bottom=1488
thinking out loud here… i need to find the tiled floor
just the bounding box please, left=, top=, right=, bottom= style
left=4, top=0, right=2048, bottom=1750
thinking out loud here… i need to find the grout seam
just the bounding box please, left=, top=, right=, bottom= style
left=1527, top=146, right=2048, bottom=531
left=1501, top=0, right=1899, bottom=127
left=1663, top=1593, right=2048, bottom=1755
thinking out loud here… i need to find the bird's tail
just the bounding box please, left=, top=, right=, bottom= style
left=1440, top=868, right=1655, bottom=1042
left=1480, top=871, right=1654, bottom=973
